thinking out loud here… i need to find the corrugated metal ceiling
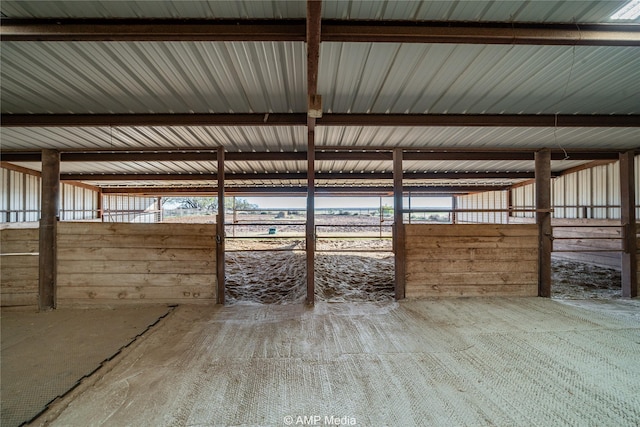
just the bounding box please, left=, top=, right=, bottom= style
left=1, top=41, right=306, bottom=114
left=1, top=1, right=638, bottom=191
left=2, top=1, right=635, bottom=23
left=319, top=43, right=640, bottom=114
left=0, top=1, right=306, bottom=19
left=323, top=1, right=636, bottom=23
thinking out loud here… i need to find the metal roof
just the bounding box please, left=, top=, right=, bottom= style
left=1, top=41, right=306, bottom=114
left=1, top=1, right=639, bottom=192
left=319, top=43, right=640, bottom=115
left=2, top=1, right=636, bottom=23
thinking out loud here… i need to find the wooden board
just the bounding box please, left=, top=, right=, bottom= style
left=1, top=229, right=39, bottom=307
left=404, top=224, right=538, bottom=298
left=57, top=222, right=216, bottom=305
left=58, top=222, right=213, bottom=236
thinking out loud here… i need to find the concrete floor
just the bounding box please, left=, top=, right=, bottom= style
left=25, top=298, right=640, bottom=426
left=1, top=305, right=172, bottom=427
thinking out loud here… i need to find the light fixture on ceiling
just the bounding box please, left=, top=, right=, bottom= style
left=611, top=0, right=640, bottom=20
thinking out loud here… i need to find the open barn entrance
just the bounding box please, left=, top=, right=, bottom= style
left=224, top=196, right=307, bottom=305
left=314, top=195, right=395, bottom=302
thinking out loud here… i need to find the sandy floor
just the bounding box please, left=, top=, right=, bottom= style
left=30, top=298, right=640, bottom=427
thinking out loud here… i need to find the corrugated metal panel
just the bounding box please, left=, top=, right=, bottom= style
left=510, top=158, right=635, bottom=220
left=607, top=162, right=621, bottom=219
left=0, top=167, right=99, bottom=222
left=322, top=1, right=633, bottom=23
left=0, top=1, right=306, bottom=19
left=320, top=43, right=640, bottom=114
left=578, top=169, right=592, bottom=216
left=553, top=175, right=566, bottom=219
left=592, top=165, right=608, bottom=219
left=103, top=194, right=158, bottom=223
left=1, top=1, right=631, bottom=23
left=1, top=41, right=306, bottom=114
left=316, top=126, right=640, bottom=150
left=60, top=183, right=99, bottom=220
left=0, top=126, right=307, bottom=152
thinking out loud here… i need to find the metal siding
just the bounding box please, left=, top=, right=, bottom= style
left=591, top=165, right=608, bottom=219
left=1, top=41, right=306, bottom=114
left=578, top=169, right=592, bottom=217
left=553, top=175, right=565, bottom=219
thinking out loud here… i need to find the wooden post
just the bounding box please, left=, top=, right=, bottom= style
left=452, top=195, right=457, bottom=224
left=393, top=148, right=406, bottom=300
left=38, top=149, right=60, bottom=310
left=216, top=147, right=225, bottom=304
left=620, top=150, right=637, bottom=297
left=306, top=129, right=315, bottom=305
left=156, top=197, right=162, bottom=222
left=535, top=148, right=552, bottom=297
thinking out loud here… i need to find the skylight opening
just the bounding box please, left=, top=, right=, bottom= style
left=611, top=0, right=640, bottom=20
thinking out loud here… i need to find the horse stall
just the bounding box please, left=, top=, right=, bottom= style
left=404, top=224, right=539, bottom=298
left=56, top=222, right=216, bottom=307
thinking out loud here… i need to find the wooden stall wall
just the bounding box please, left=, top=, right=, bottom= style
left=405, top=224, right=538, bottom=298
left=57, top=222, right=216, bottom=307
left=0, top=224, right=39, bottom=308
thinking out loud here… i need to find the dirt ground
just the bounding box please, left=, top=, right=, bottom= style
left=29, top=298, right=640, bottom=427
left=552, top=258, right=623, bottom=299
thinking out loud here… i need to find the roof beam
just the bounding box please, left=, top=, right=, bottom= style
left=0, top=19, right=305, bottom=42
left=100, top=185, right=505, bottom=196
left=0, top=113, right=307, bottom=127
left=317, top=114, right=640, bottom=128
left=0, top=149, right=623, bottom=163
left=3, top=113, right=639, bottom=128
left=2, top=19, right=638, bottom=46
left=60, top=171, right=544, bottom=182
left=322, top=21, right=640, bottom=46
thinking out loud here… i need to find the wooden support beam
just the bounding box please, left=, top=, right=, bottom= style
left=535, top=148, right=552, bottom=298
left=306, top=128, right=316, bottom=306
left=393, top=148, right=406, bottom=300
left=38, top=149, right=60, bottom=310
left=619, top=151, right=638, bottom=297
left=216, top=147, right=225, bottom=305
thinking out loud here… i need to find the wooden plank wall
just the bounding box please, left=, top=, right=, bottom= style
left=405, top=224, right=538, bottom=298
left=0, top=225, right=39, bottom=307
left=552, top=220, right=622, bottom=269
left=57, top=222, right=216, bottom=306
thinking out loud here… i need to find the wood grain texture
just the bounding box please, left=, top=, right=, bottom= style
left=57, top=222, right=216, bottom=305
left=405, top=224, right=538, bottom=298
left=1, top=228, right=39, bottom=307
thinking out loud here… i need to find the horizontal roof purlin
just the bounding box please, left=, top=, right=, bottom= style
left=58, top=171, right=552, bottom=182
left=2, top=113, right=639, bottom=127
left=2, top=19, right=639, bottom=46
left=0, top=149, right=625, bottom=163
left=98, top=185, right=508, bottom=196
